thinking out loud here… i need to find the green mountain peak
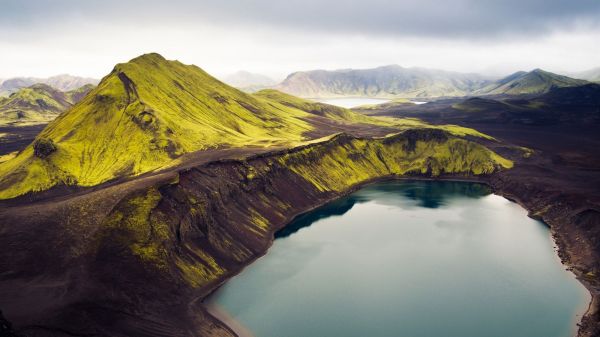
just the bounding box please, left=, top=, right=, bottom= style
left=0, top=54, right=384, bottom=198
left=476, top=69, right=589, bottom=95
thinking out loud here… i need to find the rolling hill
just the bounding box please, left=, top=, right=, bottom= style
left=276, top=65, right=491, bottom=98
left=364, top=83, right=600, bottom=126
left=0, top=53, right=403, bottom=199
left=0, top=83, right=94, bottom=125
left=475, top=69, right=589, bottom=95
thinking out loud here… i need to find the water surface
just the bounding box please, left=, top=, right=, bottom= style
left=316, top=97, right=390, bottom=108
left=209, top=181, right=589, bottom=337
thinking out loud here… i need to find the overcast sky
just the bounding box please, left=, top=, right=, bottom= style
left=1, top=0, right=599, bottom=79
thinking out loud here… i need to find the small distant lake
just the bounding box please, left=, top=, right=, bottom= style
left=208, top=181, right=589, bottom=337
left=316, top=97, right=390, bottom=108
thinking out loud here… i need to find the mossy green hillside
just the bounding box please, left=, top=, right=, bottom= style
left=95, top=129, right=511, bottom=290
left=0, top=54, right=392, bottom=199
left=254, top=90, right=490, bottom=137
left=0, top=83, right=93, bottom=125
left=0, top=53, right=509, bottom=200
left=66, top=83, right=96, bottom=103
left=277, top=131, right=511, bottom=192
left=255, top=89, right=390, bottom=125
left=476, top=69, right=589, bottom=95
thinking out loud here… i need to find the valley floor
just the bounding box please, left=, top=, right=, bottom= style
left=0, top=124, right=46, bottom=156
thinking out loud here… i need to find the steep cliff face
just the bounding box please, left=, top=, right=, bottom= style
left=99, top=130, right=510, bottom=291
left=0, top=129, right=511, bottom=336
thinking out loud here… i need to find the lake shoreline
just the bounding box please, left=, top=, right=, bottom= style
left=199, top=175, right=597, bottom=337
left=314, top=97, right=391, bottom=109
left=1, top=131, right=597, bottom=337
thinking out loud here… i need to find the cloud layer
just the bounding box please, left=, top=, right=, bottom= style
left=3, top=0, right=599, bottom=38
left=1, top=0, right=599, bottom=78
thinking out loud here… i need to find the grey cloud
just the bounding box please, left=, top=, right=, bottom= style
left=2, top=0, right=600, bottom=39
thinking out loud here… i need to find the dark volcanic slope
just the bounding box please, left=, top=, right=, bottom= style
left=0, top=129, right=511, bottom=337
left=363, top=83, right=600, bottom=125
left=0, top=53, right=515, bottom=337
left=0, top=125, right=47, bottom=156
left=357, top=84, right=600, bottom=337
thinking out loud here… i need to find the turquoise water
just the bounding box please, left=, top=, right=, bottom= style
left=209, top=181, right=589, bottom=337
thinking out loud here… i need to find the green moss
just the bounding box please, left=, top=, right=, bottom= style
left=65, top=84, right=95, bottom=104
left=278, top=131, right=511, bottom=192
left=0, top=55, right=319, bottom=198
left=476, top=69, right=588, bottom=96
left=0, top=151, right=18, bottom=163
left=102, top=188, right=168, bottom=268
left=245, top=166, right=257, bottom=180
left=2, top=54, right=378, bottom=199
left=451, top=102, right=484, bottom=113
left=0, top=84, right=72, bottom=125
left=249, top=208, right=270, bottom=230
left=89, top=128, right=511, bottom=290
left=435, top=124, right=494, bottom=140
left=255, top=89, right=394, bottom=126
left=175, top=248, right=226, bottom=288
left=370, top=116, right=494, bottom=140
left=0, top=54, right=503, bottom=200
left=517, top=146, right=534, bottom=158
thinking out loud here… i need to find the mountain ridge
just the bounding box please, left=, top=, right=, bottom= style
left=0, top=53, right=398, bottom=199
left=276, top=65, right=492, bottom=98
left=276, top=65, right=590, bottom=98
left=0, top=74, right=98, bottom=96
left=475, top=68, right=589, bottom=95
left=0, top=83, right=94, bottom=125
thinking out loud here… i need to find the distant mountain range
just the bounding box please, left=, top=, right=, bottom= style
left=276, top=65, right=491, bottom=98
left=568, top=67, right=600, bottom=83
left=474, top=69, right=589, bottom=96
left=276, top=66, right=593, bottom=98
left=0, top=74, right=98, bottom=96
left=221, top=71, right=277, bottom=92
left=4, top=67, right=596, bottom=101
left=389, top=82, right=600, bottom=126
left=0, top=83, right=94, bottom=125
